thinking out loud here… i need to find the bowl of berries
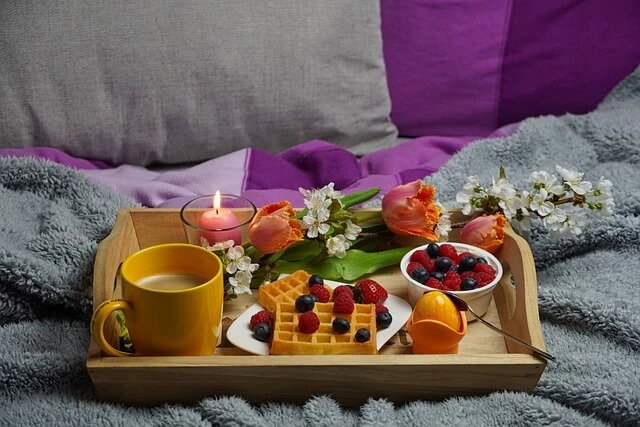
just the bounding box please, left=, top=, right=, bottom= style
left=400, top=242, right=503, bottom=318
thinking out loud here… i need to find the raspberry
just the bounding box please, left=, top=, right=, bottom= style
left=409, top=249, right=430, bottom=265
left=422, top=257, right=436, bottom=272
left=475, top=271, right=496, bottom=287
left=460, top=271, right=476, bottom=281
left=458, top=251, right=475, bottom=260
left=439, top=244, right=459, bottom=263
left=405, top=261, right=423, bottom=277
left=410, top=250, right=436, bottom=271
left=333, top=285, right=354, bottom=301
left=333, top=293, right=355, bottom=314
left=443, top=270, right=461, bottom=291
left=249, top=309, right=272, bottom=330
left=426, top=277, right=445, bottom=290
left=474, top=263, right=496, bottom=275
left=298, top=311, right=320, bottom=333
left=375, top=302, right=389, bottom=314
left=356, top=279, right=388, bottom=304
left=309, top=284, right=331, bottom=303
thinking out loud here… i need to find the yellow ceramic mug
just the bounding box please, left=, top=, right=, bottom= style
left=91, top=243, right=224, bottom=357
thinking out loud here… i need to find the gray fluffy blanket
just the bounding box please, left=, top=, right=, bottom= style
left=1, top=66, right=639, bottom=426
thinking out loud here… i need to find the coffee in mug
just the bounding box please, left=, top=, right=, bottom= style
left=136, top=273, right=206, bottom=291
left=91, top=243, right=224, bottom=357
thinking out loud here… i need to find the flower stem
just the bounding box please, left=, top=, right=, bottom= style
left=340, top=187, right=381, bottom=209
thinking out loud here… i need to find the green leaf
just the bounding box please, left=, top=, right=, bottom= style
left=359, top=222, right=389, bottom=234
left=278, top=239, right=323, bottom=261
left=336, top=248, right=412, bottom=280
left=274, top=247, right=412, bottom=282
left=275, top=257, right=342, bottom=280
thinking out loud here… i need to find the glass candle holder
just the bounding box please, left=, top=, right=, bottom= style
left=180, top=193, right=257, bottom=247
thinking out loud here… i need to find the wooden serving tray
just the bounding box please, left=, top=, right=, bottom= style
left=87, top=208, right=547, bottom=408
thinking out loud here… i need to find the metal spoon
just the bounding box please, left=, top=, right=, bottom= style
left=440, top=291, right=555, bottom=362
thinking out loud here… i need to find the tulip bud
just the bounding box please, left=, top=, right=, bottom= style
left=459, top=214, right=506, bottom=254
left=249, top=201, right=303, bottom=254
left=381, top=180, right=442, bottom=241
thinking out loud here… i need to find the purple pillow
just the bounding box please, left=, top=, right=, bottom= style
left=381, top=0, right=640, bottom=137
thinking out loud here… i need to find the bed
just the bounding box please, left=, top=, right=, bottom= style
left=1, top=1, right=639, bottom=425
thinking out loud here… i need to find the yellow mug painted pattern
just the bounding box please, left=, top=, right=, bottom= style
left=91, top=243, right=224, bottom=357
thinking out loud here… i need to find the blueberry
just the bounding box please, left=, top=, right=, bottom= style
left=435, top=257, right=453, bottom=272
left=348, top=285, right=363, bottom=303
left=461, top=278, right=478, bottom=291
left=376, top=312, right=393, bottom=329
left=458, top=255, right=477, bottom=272
left=476, top=257, right=488, bottom=264
left=411, top=266, right=429, bottom=284
left=332, top=317, right=350, bottom=334
left=355, top=328, right=371, bottom=343
left=253, top=323, right=271, bottom=342
left=308, top=274, right=324, bottom=286
left=426, top=243, right=440, bottom=258
left=295, top=294, right=315, bottom=313
left=309, top=294, right=319, bottom=303
left=430, top=271, right=445, bottom=281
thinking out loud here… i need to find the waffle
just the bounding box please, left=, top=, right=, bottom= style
left=258, top=270, right=314, bottom=313
left=270, top=301, right=377, bottom=355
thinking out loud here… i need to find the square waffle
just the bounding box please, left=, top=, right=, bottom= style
left=270, top=301, right=377, bottom=355
left=258, top=270, right=312, bottom=313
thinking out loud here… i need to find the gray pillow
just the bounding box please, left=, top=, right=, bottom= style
left=0, top=1, right=397, bottom=166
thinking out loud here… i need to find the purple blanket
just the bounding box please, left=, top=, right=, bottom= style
left=0, top=124, right=517, bottom=208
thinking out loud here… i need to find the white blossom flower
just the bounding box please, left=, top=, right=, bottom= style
left=326, top=234, right=349, bottom=258
left=225, top=246, right=258, bottom=275
left=204, top=239, right=235, bottom=252
left=299, top=183, right=341, bottom=205
left=456, top=176, right=481, bottom=204
left=542, top=207, right=568, bottom=230
left=589, top=178, right=615, bottom=214
left=556, top=165, right=592, bottom=195
left=566, top=213, right=587, bottom=236
left=321, top=182, right=342, bottom=199
left=528, top=170, right=565, bottom=195
left=228, top=270, right=252, bottom=295
left=435, top=205, right=451, bottom=240
left=488, top=177, right=517, bottom=201
left=529, top=189, right=556, bottom=217
left=301, top=213, right=330, bottom=238
left=458, top=166, right=613, bottom=239
left=344, top=219, right=362, bottom=240
left=499, top=193, right=528, bottom=220
left=302, top=191, right=332, bottom=212
left=596, top=177, right=613, bottom=195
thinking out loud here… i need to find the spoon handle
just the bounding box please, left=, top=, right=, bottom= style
left=474, top=315, right=555, bottom=361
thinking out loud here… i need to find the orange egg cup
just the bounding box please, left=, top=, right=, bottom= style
left=406, top=311, right=468, bottom=354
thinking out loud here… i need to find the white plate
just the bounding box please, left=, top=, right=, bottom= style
left=226, top=277, right=413, bottom=355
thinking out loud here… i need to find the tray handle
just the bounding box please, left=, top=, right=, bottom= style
left=493, top=224, right=547, bottom=359
left=89, top=209, right=141, bottom=355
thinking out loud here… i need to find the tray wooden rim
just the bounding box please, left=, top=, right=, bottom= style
left=86, top=208, right=547, bottom=407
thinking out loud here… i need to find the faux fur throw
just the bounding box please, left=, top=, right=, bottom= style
left=1, top=65, right=639, bottom=426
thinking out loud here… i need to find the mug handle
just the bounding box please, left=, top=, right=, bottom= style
left=91, top=299, right=134, bottom=357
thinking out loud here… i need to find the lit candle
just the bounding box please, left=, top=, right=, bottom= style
left=197, top=191, right=242, bottom=245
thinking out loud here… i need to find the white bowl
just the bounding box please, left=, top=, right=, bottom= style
left=400, top=242, right=503, bottom=318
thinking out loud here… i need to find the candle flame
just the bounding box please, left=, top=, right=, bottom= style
left=213, top=191, right=221, bottom=215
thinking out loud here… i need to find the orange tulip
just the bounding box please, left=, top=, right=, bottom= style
left=249, top=201, right=303, bottom=254
left=460, top=214, right=506, bottom=254
left=381, top=181, right=443, bottom=241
